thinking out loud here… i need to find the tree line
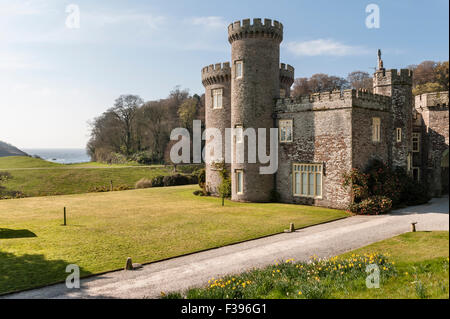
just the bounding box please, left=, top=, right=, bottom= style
left=87, top=86, right=204, bottom=164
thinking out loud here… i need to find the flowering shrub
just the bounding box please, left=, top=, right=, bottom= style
left=350, top=196, right=392, bottom=215
left=342, top=159, right=429, bottom=214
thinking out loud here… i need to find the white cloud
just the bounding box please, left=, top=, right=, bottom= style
left=189, top=16, right=227, bottom=29
left=0, top=52, right=43, bottom=70
left=285, top=39, right=369, bottom=57
left=0, top=0, right=49, bottom=16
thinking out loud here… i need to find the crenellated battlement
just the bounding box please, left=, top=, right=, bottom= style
left=374, top=68, right=413, bottom=85
left=228, top=18, right=283, bottom=44
left=280, top=63, right=294, bottom=86
left=201, top=62, right=231, bottom=86
left=275, top=89, right=391, bottom=113
left=415, top=91, right=449, bottom=109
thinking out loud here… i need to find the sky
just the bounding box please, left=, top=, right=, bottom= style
left=0, top=0, right=448, bottom=149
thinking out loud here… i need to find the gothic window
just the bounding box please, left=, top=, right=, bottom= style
left=279, top=119, right=293, bottom=143
left=372, top=117, right=381, bottom=142
left=212, top=89, right=223, bottom=109
left=293, top=163, right=323, bottom=198
left=412, top=133, right=420, bottom=152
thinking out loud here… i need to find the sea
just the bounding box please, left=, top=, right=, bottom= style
left=22, top=148, right=91, bottom=164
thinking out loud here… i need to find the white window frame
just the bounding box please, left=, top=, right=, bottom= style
left=236, top=170, right=244, bottom=194
left=396, top=128, right=402, bottom=142
left=279, top=119, right=293, bottom=143
left=235, top=125, right=244, bottom=144
left=235, top=60, right=243, bottom=79
left=212, top=88, right=223, bottom=109
left=412, top=133, right=420, bottom=152
left=293, top=163, right=323, bottom=199
left=372, top=117, right=381, bottom=142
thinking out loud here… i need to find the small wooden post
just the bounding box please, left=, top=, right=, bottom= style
left=411, top=222, right=417, bottom=232
left=63, top=207, right=66, bottom=226
left=125, top=257, right=133, bottom=270
left=110, top=180, right=113, bottom=192
left=289, top=223, right=295, bottom=232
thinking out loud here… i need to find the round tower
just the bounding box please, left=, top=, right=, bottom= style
left=202, top=62, right=231, bottom=195
left=279, top=63, right=295, bottom=97
left=228, top=18, right=283, bottom=202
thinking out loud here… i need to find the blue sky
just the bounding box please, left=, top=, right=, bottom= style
left=0, top=0, right=448, bottom=148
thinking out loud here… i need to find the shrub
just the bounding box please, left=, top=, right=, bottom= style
left=130, top=151, right=159, bottom=165
left=0, top=171, right=12, bottom=182
left=218, top=169, right=231, bottom=199
left=349, top=196, right=392, bottom=215
left=151, top=175, right=165, bottom=187
left=197, top=168, right=206, bottom=192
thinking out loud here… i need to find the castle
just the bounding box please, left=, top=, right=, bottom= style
left=201, top=18, right=449, bottom=209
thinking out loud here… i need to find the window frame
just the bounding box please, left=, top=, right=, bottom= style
left=235, top=60, right=243, bottom=79
left=396, top=128, right=402, bottom=143
left=412, top=132, right=420, bottom=152
left=372, top=117, right=381, bottom=142
left=235, top=170, right=244, bottom=195
left=212, top=88, right=223, bottom=109
left=292, top=163, right=323, bottom=199
left=279, top=119, right=293, bottom=143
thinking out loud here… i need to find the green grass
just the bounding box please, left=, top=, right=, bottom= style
left=173, top=231, right=449, bottom=299
left=0, top=156, right=173, bottom=197
left=0, top=185, right=348, bottom=295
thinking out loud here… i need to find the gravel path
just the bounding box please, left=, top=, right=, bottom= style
left=3, top=196, right=448, bottom=299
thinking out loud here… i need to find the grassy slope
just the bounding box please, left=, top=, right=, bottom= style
left=0, top=185, right=348, bottom=294
left=0, top=156, right=171, bottom=197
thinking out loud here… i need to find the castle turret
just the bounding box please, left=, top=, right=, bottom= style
left=202, top=62, right=231, bottom=195
left=279, top=63, right=295, bottom=97
left=228, top=18, right=283, bottom=202
left=373, top=50, right=413, bottom=169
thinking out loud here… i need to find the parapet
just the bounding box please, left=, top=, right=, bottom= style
left=201, top=62, right=231, bottom=86
left=228, top=18, right=283, bottom=44
left=415, top=91, right=449, bottom=110
left=275, top=89, right=391, bottom=113
left=375, top=68, right=413, bottom=85
left=280, top=63, right=295, bottom=86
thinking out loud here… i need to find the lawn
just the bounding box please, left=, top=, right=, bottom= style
left=0, top=156, right=180, bottom=197
left=0, top=185, right=349, bottom=295
left=174, top=231, right=449, bottom=299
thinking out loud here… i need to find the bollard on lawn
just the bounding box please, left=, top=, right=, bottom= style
left=63, top=207, right=66, bottom=226
left=411, top=222, right=417, bottom=232
left=125, top=257, right=133, bottom=270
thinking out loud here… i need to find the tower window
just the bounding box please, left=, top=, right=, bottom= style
left=235, top=61, right=243, bottom=79
left=280, top=88, right=286, bottom=98
left=412, top=167, right=420, bottom=182
left=212, top=89, right=223, bottom=109
left=396, top=128, right=402, bottom=142
left=293, top=163, right=323, bottom=198
left=236, top=170, right=244, bottom=194
left=412, top=133, right=420, bottom=152
left=372, top=117, right=381, bottom=142
left=235, top=125, right=244, bottom=144
left=279, top=119, right=293, bottom=143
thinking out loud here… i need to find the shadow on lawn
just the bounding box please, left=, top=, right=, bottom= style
left=0, top=250, right=93, bottom=296
left=0, top=228, right=37, bottom=239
